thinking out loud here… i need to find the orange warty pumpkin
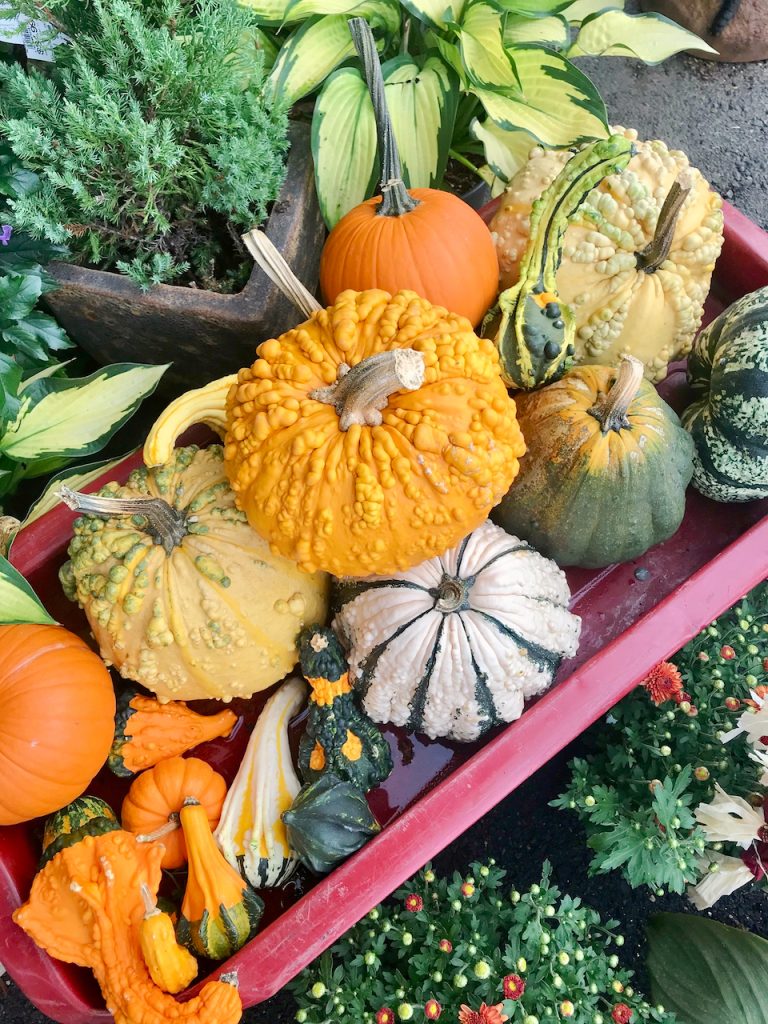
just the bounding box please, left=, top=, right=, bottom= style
left=0, top=624, right=115, bottom=825
left=121, top=756, right=227, bottom=868
left=319, top=19, right=498, bottom=328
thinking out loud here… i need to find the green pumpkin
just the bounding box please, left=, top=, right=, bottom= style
left=493, top=356, right=694, bottom=568
left=41, top=796, right=120, bottom=867
left=682, top=286, right=768, bottom=502
left=282, top=774, right=380, bottom=875
left=297, top=626, right=392, bottom=792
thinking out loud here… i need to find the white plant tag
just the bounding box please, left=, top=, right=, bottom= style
left=0, top=6, right=27, bottom=43
left=23, top=17, right=67, bottom=61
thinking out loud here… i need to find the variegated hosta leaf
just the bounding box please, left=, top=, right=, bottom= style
left=312, top=67, right=379, bottom=228
left=492, top=0, right=571, bottom=13
left=238, top=0, right=292, bottom=26
left=477, top=164, right=508, bottom=198
left=559, top=0, right=624, bottom=21
left=470, top=118, right=536, bottom=184
left=21, top=453, right=136, bottom=530
left=383, top=54, right=458, bottom=188
left=459, top=1, right=520, bottom=88
left=569, top=10, right=716, bottom=62
left=475, top=45, right=608, bottom=147
left=285, top=0, right=395, bottom=18
left=0, top=554, right=55, bottom=625
left=504, top=13, right=570, bottom=48
left=400, top=0, right=467, bottom=30
left=0, top=363, right=167, bottom=462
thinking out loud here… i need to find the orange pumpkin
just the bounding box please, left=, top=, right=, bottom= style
left=0, top=624, right=115, bottom=825
left=121, top=756, right=227, bottom=868
left=319, top=19, right=498, bottom=328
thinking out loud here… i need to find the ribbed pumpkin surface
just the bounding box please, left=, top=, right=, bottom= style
left=0, top=624, right=115, bottom=825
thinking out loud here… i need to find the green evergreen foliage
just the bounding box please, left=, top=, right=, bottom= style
left=0, top=0, right=288, bottom=289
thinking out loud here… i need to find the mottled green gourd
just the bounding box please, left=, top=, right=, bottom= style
left=282, top=774, right=380, bottom=875
left=297, top=626, right=392, bottom=792
left=484, top=135, right=633, bottom=390
left=59, top=445, right=329, bottom=703
left=40, top=797, right=120, bottom=867
left=682, top=286, right=768, bottom=502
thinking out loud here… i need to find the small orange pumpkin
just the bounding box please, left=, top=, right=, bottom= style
left=121, top=757, right=227, bottom=869
left=0, top=624, right=115, bottom=825
left=319, top=19, right=498, bottom=328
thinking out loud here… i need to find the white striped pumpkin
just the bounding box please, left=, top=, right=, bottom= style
left=334, top=521, right=581, bottom=743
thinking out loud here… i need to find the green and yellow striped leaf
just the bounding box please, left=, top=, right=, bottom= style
left=383, top=53, right=458, bottom=188
left=459, top=1, right=520, bottom=88
left=265, top=16, right=358, bottom=105
left=569, top=10, right=716, bottom=61
left=312, top=67, right=379, bottom=228
left=559, top=0, right=623, bottom=21
left=238, top=0, right=292, bottom=27
left=400, top=0, right=466, bottom=30
left=504, top=13, right=570, bottom=48
left=0, top=363, right=167, bottom=462
left=470, top=118, right=536, bottom=183
left=0, top=555, right=55, bottom=625
left=22, top=454, right=135, bottom=529
left=475, top=45, right=608, bottom=147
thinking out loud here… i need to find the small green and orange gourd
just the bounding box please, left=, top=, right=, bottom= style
left=297, top=625, right=392, bottom=792
left=493, top=355, right=695, bottom=568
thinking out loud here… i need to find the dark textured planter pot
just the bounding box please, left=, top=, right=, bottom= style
left=639, top=0, right=768, bottom=63
left=44, top=121, right=325, bottom=395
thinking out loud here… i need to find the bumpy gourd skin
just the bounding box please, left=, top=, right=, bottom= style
left=61, top=444, right=329, bottom=702
left=224, top=289, right=525, bottom=577
left=491, top=129, right=724, bottom=382
left=14, top=831, right=242, bottom=1024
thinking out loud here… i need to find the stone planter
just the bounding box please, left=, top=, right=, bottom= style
left=639, top=0, right=768, bottom=63
left=44, top=121, right=325, bottom=395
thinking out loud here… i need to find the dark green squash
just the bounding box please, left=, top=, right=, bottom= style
left=297, top=626, right=392, bottom=792
left=682, top=285, right=768, bottom=502
left=282, top=774, right=380, bottom=875
left=493, top=355, right=694, bottom=568
left=41, top=796, right=120, bottom=867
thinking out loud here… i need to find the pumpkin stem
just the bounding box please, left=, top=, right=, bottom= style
left=588, top=355, right=645, bottom=434
left=137, top=812, right=181, bottom=844
left=348, top=17, right=419, bottom=218
left=241, top=230, right=322, bottom=318
left=309, top=349, right=425, bottom=431
left=58, top=486, right=188, bottom=555
left=635, top=171, right=693, bottom=274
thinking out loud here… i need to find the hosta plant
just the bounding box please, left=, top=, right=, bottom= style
left=0, top=0, right=288, bottom=289
left=292, top=859, right=675, bottom=1024
left=241, top=0, right=714, bottom=227
left=553, top=582, right=768, bottom=905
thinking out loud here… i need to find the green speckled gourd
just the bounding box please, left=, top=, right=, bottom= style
left=282, top=774, right=380, bottom=875
left=493, top=356, right=694, bottom=567
left=59, top=445, right=329, bottom=703
left=682, top=286, right=768, bottom=502
left=297, top=626, right=392, bottom=792
left=40, top=797, right=120, bottom=867
left=484, top=135, right=633, bottom=390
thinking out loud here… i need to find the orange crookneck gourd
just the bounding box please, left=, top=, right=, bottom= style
left=144, top=272, right=525, bottom=579
left=13, top=830, right=242, bottom=1024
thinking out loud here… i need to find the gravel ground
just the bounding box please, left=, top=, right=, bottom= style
left=3, top=40, right=768, bottom=1024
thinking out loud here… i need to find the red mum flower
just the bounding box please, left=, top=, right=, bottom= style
left=377, top=1009, right=395, bottom=1024
left=405, top=893, right=424, bottom=912
left=641, top=662, right=683, bottom=705
left=502, top=974, right=525, bottom=1000
left=612, top=1005, right=633, bottom=1024
left=458, top=1004, right=508, bottom=1024
left=720, top=645, right=736, bottom=660
left=424, top=1000, right=442, bottom=1020
left=438, top=939, right=452, bottom=953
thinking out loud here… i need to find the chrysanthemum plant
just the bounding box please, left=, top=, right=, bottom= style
left=292, top=860, right=674, bottom=1024
left=553, top=582, right=768, bottom=908
left=239, top=0, right=714, bottom=228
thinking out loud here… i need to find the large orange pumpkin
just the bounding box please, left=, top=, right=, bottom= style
left=319, top=19, right=498, bottom=328
left=0, top=624, right=115, bottom=825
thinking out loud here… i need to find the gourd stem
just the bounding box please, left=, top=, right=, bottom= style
left=140, top=882, right=160, bottom=918
left=348, top=17, right=419, bottom=218
left=309, top=349, right=425, bottom=431
left=435, top=577, right=467, bottom=612
left=635, top=171, right=692, bottom=274
left=588, top=355, right=645, bottom=434
left=137, top=813, right=181, bottom=844
left=58, top=486, right=187, bottom=556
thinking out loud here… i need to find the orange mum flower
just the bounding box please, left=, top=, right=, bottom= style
left=458, top=1004, right=509, bottom=1024
left=641, top=661, right=683, bottom=705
